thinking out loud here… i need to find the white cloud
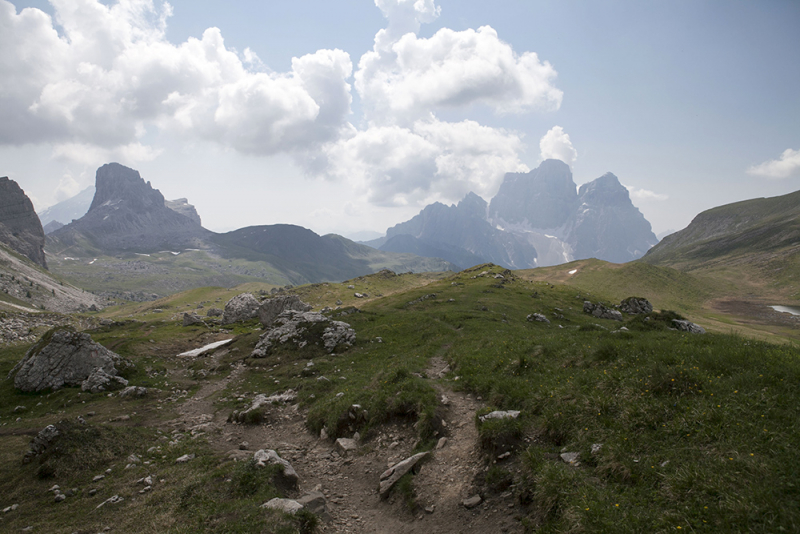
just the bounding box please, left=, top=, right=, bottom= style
left=320, top=118, right=528, bottom=207
left=52, top=141, right=162, bottom=166
left=539, top=126, right=577, bottom=165
left=624, top=185, right=668, bottom=202
left=747, top=148, right=800, bottom=179
left=356, top=3, right=561, bottom=124
left=54, top=173, right=82, bottom=202
left=0, top=0, right=353, bottom=155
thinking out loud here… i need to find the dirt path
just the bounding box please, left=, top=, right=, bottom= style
left=170, top=349, right=522, bottom=533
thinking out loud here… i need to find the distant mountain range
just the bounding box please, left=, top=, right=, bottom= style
left=45, top=163, right=455, bottom=288
left=366, top=159, right=658, bottom=269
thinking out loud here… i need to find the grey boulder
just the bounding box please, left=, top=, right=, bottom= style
left=620, top=297, right=653, bottom=315
left=81, top=367, right=128, bottom=393
left=8, top=329, right=133, bottom=392
left=253, top=449, right=299, bottom=490
left=672, top=319, right=706, bottom=334
left=257, top=295, right=312, bottom=327
left=250, top=310, right=355, bottom=357
left=583, top=301, right=623, bottom=321
left=222, top=293, right=260, bottom=324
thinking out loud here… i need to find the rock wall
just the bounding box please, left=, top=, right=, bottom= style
left=0, top=177, right=47, bottom=269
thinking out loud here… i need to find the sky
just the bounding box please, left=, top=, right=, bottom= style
left=2, top=0, right=799, bottom=239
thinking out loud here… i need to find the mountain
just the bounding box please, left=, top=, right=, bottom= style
left=378, top=234, right=486, bottom=270
left=489, top=158, right=578, bottom=229
left=642, top=189, right=800, bottom=269
left=383, top=192, right=538, bottom=269
left=165, top=198, right=202, bottom=225
left=37, top=185, right=95, bottom=227
left=211, top=225, right=456, bottom=285
left=49, top=163, right=211, bottom=254
left=0, top=176, right=47, bottom=269
left=568, top=172, right=658, bottom=263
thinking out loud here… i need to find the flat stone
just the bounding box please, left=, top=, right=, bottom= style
left=479, top=410, right=520, bottom=423
left=379, top=451, right=428, bottom=499
left=436, top=437, right=448, bottom=450
left=463, top=495, right=482, bottom=509
left=335, top=438, right=358, bottom=456
left=175, top=453, right=195, bottom=463
left=560, top=452, right=580, bottom=465
left=262, top=497, right=303, bottom=515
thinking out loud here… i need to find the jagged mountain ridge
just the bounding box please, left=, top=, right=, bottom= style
left=380, top=159, right=658, bottom=268
left=0, top=176, right=47, bottom=269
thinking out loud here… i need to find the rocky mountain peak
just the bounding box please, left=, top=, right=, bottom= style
left=489, top=158, right=578, bottom=229
left=89, top=162, right=165, bottom=213
left=578, top=172, right=629, bottom=204
left=0, top=176, right=47, bottom=268
left=165, top=198, right=202, bottom=225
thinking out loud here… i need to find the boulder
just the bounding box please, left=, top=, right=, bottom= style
left=182, top=312, right=204, bottom=326
left=583, top=301, right=623, bottom=321
left=222, top=293, right=260, bottom=324
left=527, top=313, right=550, bottom=324
left=672, top=319, right=706, bottom=334
left=620, top=297, right=653, bottom=315
left=250, top=310, right=355, bottom=358
left=262, top=498, right=303, bottom=515
left=297, top=491, right=330, bottom=520
left=119, top=386, right=148, bottom=398
left=335, top=438, right=358, bottom=456
left=379, top=452, right=429, bottom=499
left=8, top=329, right=133, bottom=392
left=479, top=410, right=520, bottom=423
left=206, top=307, right=223, bottom=317
left=253, top=449, right=299, bottom=490
left=81, top=367, right=128, bottom=393
left=257, top=295, right=312, bottom=327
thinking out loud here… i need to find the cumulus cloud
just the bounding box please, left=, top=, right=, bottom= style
left=624, top=185, right=668, bottom=202
left=52, top=141, right=163, bottom=166
left=0, top=0, right=352, bottom=155
left=539, top=126, right=577, bottom=165
left=747, top=148, right=800, bottom=179
left=356, top=2, right=562, bottom=124
left=321, top=118, right=528, bottom=206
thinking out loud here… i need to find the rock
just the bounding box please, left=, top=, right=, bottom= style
left=230, top=390, right=297, bottom=423
left=479, top=410, right=520, bottom=423
left=250, top=310, right=355, bottom=357
left=297, top=491, right=330, bottom=520
left=335, top=438, right=358, bottom=456
left=253, top=449, right=299, bottom=490
left=81, top=367, right=129, bottom=393
left=436, top=437, right=448, bottom=450
left=261, top=498, right=303, bottom=515
left=9, top=329, right=133, bottom=393
left=257, top=296, right=313, bottom=326
left=164, top=198, right=202, bottom=225
left=526, top=313, right=550, bottom=324
left=583, top=301, right=623, bottom=321
left=379, top=451, right=428, bottom=499
left=119, top=386, right=148, bottom=398
left=222, top=293, right=261, bottom=324
left=0, top=176, right=47, bottom=268
left=96, top=495, right=123, bottom=509
left=13, top=405, right=26, bottom=413
left=354, top=292, right=366, bottom=298
left=206, top=307, right=223, bottom=317
left=127, top=454, right=141, bottom=464
left=620, top=297, right=653, bottom=315
left=175, top=454, right=195, bottom=463
left=591, top=443, right=603, bottom=455
left=672, top=319, right=706, bottom=334
left=463, top=494, right=482, bottom=509
left=54, top=494, right=66, bottom=503
left=560, top=452, right=580, bottom=466
left=182, top=312, right=204, bottom=327
left=23, top=424, right=60, bottom=464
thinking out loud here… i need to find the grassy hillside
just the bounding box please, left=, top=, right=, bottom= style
left=1, top=265, right=799, bottom=532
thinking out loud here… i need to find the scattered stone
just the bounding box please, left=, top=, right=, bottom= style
left=297, top=491, right=330, bottom=520
left=182, top=313, right=204, bottom=327
left=479, top=410, right=520, bottom=423
left=239, top=442, right=249, bottom=451
left=591, top=443, right=603, bottom=455
left=13, top=405, right=26, bottom=413
left=335, top=438, right=358, bottom=456
left=127, top=454, right=141, bottom=464
left=354, top=293, right=366, bottom=298
left=320, top=427, right=329, bottom=440
left=379, top=452, right=428, bottom=499
left=177, top=338, right=234, bottom=357
left=526, top=313, right=550, bottom=324
left=425, top=505, right=435, bottom=514
left=257, top=295, right=312, bottom=327
left=8, top=329, right=133, bottom=392
left=54, top=494, right=66, bottom=503
left=2, top=504, right=19, bottom=513
left=23, top=424, right=60, bottom=464
left=262, top=497, right=303, bottom=515
left=560, top=452, right=580, bottom=466
left=222, top=293, right=261, bottom=324
left=583, top=301, right=623, bottom=321
left=206, top=307, right=223, bottom=317
left=253, top=449, right=299, bottom=490
left=81, top=367, right=128, bottom=393
left=672, top=319, right=706, bottom=334
left=93, top=475, right=105, bottom=482
left=96, top=495, right=123, bottom=509
left=497, top=451, right=511, bottom=460
left=620, top=297, right=653, bottom=315
left=88, top=489, right=97, bottom=496
left=175, top=454, right=195, bottom=463
left=436, top=437, right=448, bottom=450
left=463, top=494, right=482, bottom=509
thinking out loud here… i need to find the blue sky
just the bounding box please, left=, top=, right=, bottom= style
left=2, top=0, right=799, bottom=238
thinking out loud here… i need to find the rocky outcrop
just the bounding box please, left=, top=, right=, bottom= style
left=8, top=328, right=133, bottom=392
left=620, top=297, right=653, bottom=315
left=672, top=319, right=706, bottom=334
left=254, top=449, right=299, bottom=490
left=250, top=310, right=355, bottom=357
left=165, top=198, right=202, bottom=225
left=222, top=293, right=261, bottom=324
left=0, top=176, right=47, bottom=268
left=81, top=367, right=128, bottom=393
left=257, top=295, right=312, bottom=326
left=379, top=451, right=429, bottom=499
left=583, top=301, right=623, bottom=321
left=23, top=424, right=61, bottom=464
left=49, top=163, right=210, bottom=253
